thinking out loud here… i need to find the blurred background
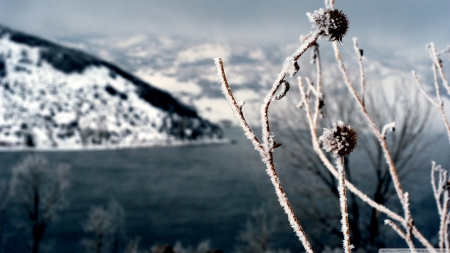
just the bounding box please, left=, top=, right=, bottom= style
left=0, top=1, right=449, bottom=252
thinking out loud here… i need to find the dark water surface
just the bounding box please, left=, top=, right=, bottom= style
left=0, top=128, right=448, bottom=252
left=0, top=128, right=294, bottom=253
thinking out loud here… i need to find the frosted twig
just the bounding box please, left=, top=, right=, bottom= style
left=439, top=169, right=449, bottom=249
left=306, top=78, right=318, bottom=97
left=336, top=156, right=351, bottom=253
left=385, top=219, right=416, bottom=252
left=433, top=164, right=450, bottom=251
left=412, top=71, right=441, bottom=108
left=381, top=122, right=396, bottom=139
left=441, top=189, right=449, bottom=251
left=445, top=212, right=450, bottom=253
left=214, top=58, right=265, bottom=156
left=312, top=45, right=324, bottom=126
left=353, top=38, right=366, bottom=106
left=298, top=76, right=430, bottom=246
left=402, top=192, right=416, bottom=252
left=429, top=43, right=450, bottom=96
left=413, top=66, right=450, bottom=144
left=261, top=31, right=320, bottom=155
left=332, top=42, right=405, bottom=205
left=332, top=42, right=436, bottom=251
left=432, top=161, right=443, bottom=215
left=216, top=35, right=319, bottom=252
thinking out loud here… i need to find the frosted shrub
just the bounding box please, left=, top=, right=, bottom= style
left=215, top=0, right=449, bottom=252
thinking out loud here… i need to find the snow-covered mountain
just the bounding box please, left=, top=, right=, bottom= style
left=0, top=26, right=223, bottom=150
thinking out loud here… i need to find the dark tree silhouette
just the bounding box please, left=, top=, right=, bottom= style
left=9, top=155, right=70, bottom=253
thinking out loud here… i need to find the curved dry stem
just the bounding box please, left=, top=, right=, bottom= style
left=336, top=156, right=351, bottom=253
left=353, top=38, right=366, bottom=106
left=299, top=75, right=435, bottom=251
left=214, top=58, right=265, bottom=156
left=413, top=69, right=450, bottom=144
left=402, top=193, right=416, bottom=252
left=313, top=46, right=323, bottom=127
left=215, top=37, right=319, bottom=252
left=332, top=42, right=405, bottom=205
left=429, top=43, right=450, bottom=95
left=264, top=154, right=314, bottom=253
left=261, top=31, right=320, bottom=152
left=385, top=219, right=416, bottom=253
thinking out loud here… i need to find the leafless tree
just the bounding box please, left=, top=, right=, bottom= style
left=9, top=155, right=70, bottom=253
left=235, top=207, right=278, bottom=253
left=82, top=198, right=125, bottom=253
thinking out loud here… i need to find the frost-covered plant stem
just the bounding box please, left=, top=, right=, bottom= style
left=336, top=156, right=351, bottom=253
left=261, top=31, right=320, bottom=154
left=299, top=77, right=403, bottom=220
left=413, top=53, right=450, bottom=144
left=312, top=45, right=323, bottom=127
left=353, top=38, right=365, bottom=106
left=332, top=42, right=405, bottom=205
left=332, top=41, right=436, bottom=251
left=429, top=43, right=450, bottom=95
left=384, top=219, right=416, bottom=252
left=402, top=193, right=416, bottom=252
left=214, top=58, right=314, bottom=253
left=297, top=44, right=434, bottom=250
left=214, top=58, right=265, bottom=155
left=431, top=162, right=450, bottom=251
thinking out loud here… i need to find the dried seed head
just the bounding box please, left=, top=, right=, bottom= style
left=307, top=8, right=349, bottom=43
left=319, top=121, right=357, bottom=157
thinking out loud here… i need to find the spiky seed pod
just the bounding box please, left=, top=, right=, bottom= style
left=307, top=8, right=349, bottom=43
left=319, top=121, right=357, bottom=157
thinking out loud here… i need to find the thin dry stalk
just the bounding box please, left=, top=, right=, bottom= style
left=413, top=70, right=450, bottom=144
left=429, top=43, right=450, bottom=95
left=214, top=58, right=265, bottom=156
left=353, top=38, right=365, bottom=106
left=402, top=193, right=416, bottom=252
left=299, top=76, right=403, bottom=222
left=385, top=219, right=416, bottom=252
left=331, top=41, right=437, bottom=251
left=432, top=162, right=443, bottom=216
left=332, top=41, right=405, bottom=205
left=336, top=156, right=351, bottom=253
left=296, top=41, right=434, bottom=251
left=214, top=58, right=315, bottom=253
left=312, top=45, right=323, bottom=127
left=441, top=190, right=449, bottom=251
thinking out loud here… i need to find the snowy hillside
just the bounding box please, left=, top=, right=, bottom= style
left=0, top=26, right=223, bottom=150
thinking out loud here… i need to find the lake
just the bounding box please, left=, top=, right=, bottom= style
left=0, top=128, right=447, bottom=252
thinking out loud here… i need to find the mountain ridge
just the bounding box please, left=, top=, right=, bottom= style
left=0, top=25, right=223, bottom=149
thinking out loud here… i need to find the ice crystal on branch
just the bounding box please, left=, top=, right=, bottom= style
left=319, top=121, right=357, bottom=157
left=307, top=8, right=349, bottom=42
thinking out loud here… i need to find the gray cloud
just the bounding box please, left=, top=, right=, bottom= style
left=0, top=0, right=448, bottom=57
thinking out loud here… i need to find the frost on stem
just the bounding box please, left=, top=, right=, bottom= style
left=307, top=8, right=349, bottom=43
left=319, top=121, right=357, bottom=157
left=381, top=122, right=396, bottom=139
left=268, top=132, right=282, bottom=151
left=283, top=56, right=300, bottom=78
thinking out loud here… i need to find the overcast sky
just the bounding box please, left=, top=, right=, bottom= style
left=0, top=1, right=448, bottom=55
